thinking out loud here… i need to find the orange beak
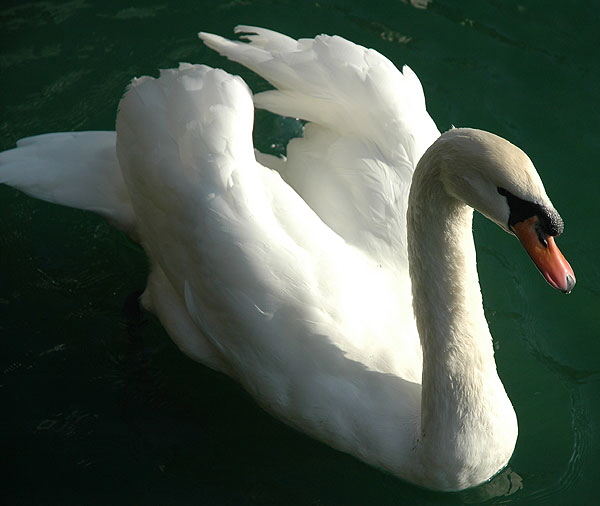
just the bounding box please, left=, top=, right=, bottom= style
left=511, top=216, right=576, bottom=293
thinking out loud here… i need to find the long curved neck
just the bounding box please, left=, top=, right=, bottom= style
left=406, top=150, right=517, bottom=490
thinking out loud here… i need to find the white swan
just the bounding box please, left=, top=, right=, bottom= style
left=0, top=26, right=575, bottom=491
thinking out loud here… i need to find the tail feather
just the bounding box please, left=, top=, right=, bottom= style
left=0, top=131, right=136, bottom=235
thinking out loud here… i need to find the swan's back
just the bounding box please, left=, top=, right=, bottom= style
left=113, top=63, right=424, bottom=466
left=118, top=59, right=420, bottom=363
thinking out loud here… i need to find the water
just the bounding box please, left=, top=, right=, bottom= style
left=1, top=1, right=599, bottom=504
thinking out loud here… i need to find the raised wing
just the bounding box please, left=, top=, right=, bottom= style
left=200, top=26, right=440, bottom=267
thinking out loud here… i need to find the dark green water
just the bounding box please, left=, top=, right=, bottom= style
left=1, top=1, right=598, bottom=504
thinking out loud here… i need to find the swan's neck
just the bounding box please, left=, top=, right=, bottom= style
left=406, top=154, right=517, bottom=490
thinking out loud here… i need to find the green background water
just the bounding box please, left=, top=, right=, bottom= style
left=1, top=1, right=598, bottom=504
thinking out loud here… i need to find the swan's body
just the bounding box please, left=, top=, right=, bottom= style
left=0, top=27, right=575, bottom=491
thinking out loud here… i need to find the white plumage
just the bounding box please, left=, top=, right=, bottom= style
left=0, top=26, right=575, bottom=491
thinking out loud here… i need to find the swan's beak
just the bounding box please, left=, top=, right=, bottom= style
left=512, top=216, right=576, bottom=293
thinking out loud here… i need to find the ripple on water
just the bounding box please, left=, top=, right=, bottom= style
left=511, top=299, right=596, bottom=502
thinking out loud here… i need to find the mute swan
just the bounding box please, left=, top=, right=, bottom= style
left=0, top=26, right=575, bottom=491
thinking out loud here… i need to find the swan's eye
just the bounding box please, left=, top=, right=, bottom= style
left=497, top=187, right=563, bottom=237
left=534, top=219, right=549, bottom=247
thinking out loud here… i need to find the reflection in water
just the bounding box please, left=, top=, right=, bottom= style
left=456, top=466, right=523, bottom=503
left=407, top=0, right=432, bottom=10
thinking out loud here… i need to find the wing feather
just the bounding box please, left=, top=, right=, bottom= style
left=200, top=27, right=440, bottom=265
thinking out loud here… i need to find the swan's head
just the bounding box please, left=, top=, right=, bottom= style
left=435, top=128, right=575, bottom=293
